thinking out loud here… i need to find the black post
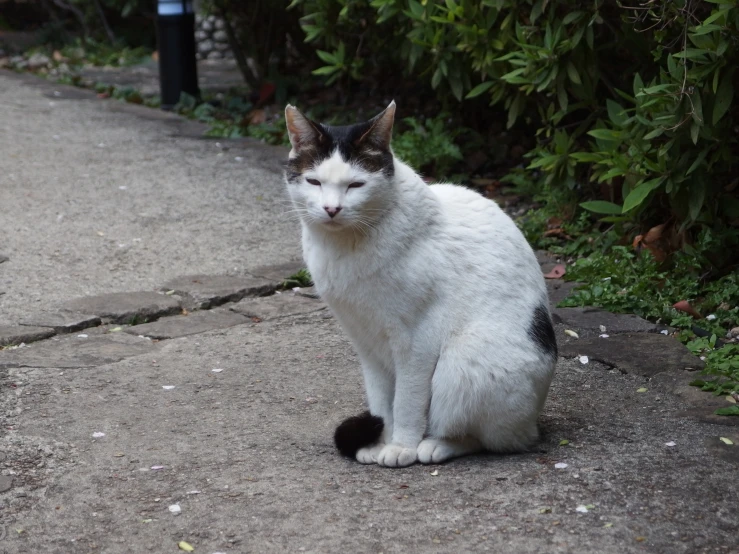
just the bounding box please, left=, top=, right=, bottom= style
left=156, top=0, right=200, bottom=109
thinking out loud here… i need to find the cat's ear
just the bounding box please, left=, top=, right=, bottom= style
left=357, top=101, right=396, bottom=151
left=285, top=105, right=324, bottom=152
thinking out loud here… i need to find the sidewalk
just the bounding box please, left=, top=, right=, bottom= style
left=0, top=70, right=737, bottom=554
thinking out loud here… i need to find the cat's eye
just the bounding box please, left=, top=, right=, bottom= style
left=306, top=178, right=321, bottom=186
left=348, top=182, right=365, bottom=189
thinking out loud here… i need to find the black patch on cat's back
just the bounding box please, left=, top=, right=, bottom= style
left=285, top=121, right=394, bottom=183
left=529, top=304, right=557, bottom=357
left=334, top=411, right=384, bottom=458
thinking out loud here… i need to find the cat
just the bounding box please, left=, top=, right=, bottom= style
left=283, top=101, right=557, bottom=467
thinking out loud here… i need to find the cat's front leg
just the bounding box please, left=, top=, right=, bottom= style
left=376, top=349, right=435, bottom=468
left=356, top=358, right=394, bottom=464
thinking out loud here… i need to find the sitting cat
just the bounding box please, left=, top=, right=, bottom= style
left=284, top=102, right=557, bottom=467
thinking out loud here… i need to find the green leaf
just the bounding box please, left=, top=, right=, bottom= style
left=622, top=177, right=665, bottom=212
left=312, top=66, right=340, bottom=76
left=408, top=0, right=424, bottom=18
left=315, top=50, right=337, bottom=64
left=587, top=129, right=621, bottom=140
left=580, top=201, right=623, bottom=215
left=449, top=77, right=463, bottom=102
left=686, top=149, right=709, bottom=175
left=712, top=71, right=734, bottom=125
left=566, top=62, right=581, bottom=85
left=466, top=81, right=494, bottom=99
left=690, top=121, right=700, bottom=144
left=606, top=99, right=627, bottom=127
left=689, top=179, right=705, bottom=221
left=715, top=405, right=739, bottom=416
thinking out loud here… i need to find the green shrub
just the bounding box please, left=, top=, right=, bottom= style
left=286, top=0, right=738, bottom=260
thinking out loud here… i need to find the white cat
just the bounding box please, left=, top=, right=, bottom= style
left=284, top=102, right=557, bottom=467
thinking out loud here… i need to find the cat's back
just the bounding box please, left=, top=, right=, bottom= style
left=427, top=183, right=543, bottom=294
left=428, top=183, right=528, bottom=247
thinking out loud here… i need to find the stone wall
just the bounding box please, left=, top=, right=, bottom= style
left=195, top=13, right=233, bottom=60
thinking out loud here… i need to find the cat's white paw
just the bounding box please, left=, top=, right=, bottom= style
left=356, top=443, right=384, bottom=464
left=417, top=438, right=480, bottom=464
left=376, top=444, right=417, bottom=467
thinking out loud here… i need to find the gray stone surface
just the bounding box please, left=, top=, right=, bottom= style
left=249, top=261, right=307, bottom=283
left=547, top=279, right=579, bottom=306
left=553, top=307, right=662, bottom=334
left=0, top=325, right=55, bottom=347
left=230, top=291, right=325, bottom=320
left=0, top=475, right=13, bottom=493
left=0, top=253, right=8, bottom=263
left=62, top=291, right=181, bottom=324
left=293, top=285, right=320, bottom=299
left=0, top=71, right=298, bottom=326
left=0, top=332, right=157, bottom=369
left=125, top=309, right=248, bottom=339
left=559, top=333, right=704, bottom=377
left=2, top=314, right=737, bottom=553
left=161, top=275, right=276, bottom=309
left=20, top=311, right=101, bottom=334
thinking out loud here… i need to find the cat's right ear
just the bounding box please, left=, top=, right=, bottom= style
left=285, top=105, right=324, bottom=154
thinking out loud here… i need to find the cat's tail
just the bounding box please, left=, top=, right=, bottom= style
left=334, top=411, right=384, bottom=458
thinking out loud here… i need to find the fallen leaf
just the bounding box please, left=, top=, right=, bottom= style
left=539, top=507, right=552, bottom=513
left=578, top=356, right=589, bottom=364
left=151, top=465, right=165, bottom=470
left=543, top=228, right=571, bottom=239
left=554, top=462, right=568, bottom=469
left=165, top=290, right=176, bottom=295
left=604, top=522, right=613, bottom=528
left=543, top=264, right=566, bottom=279
left=719, top=437, right=734, bottom=445
left=665, top=441, right=676, bottom=447
left=559, top=439, right=570, bottom=446
left=211, top=368, right=224, bottom=373
left=575, top=505, right=590, bottom=513
left=178, top=541, right=194, bottom=552
left=92, top=432, right=105, bottom=438
left=599, top=334, right=610, bottom=338
left=635, top=536, right=646, bottom=542
left=113, top=453, right=124, bottom=457
left=169, top=504, right=181, bottom=515
left=636, top=387, right=648, bottom=393
left=673, top=300, right=702, bottom=319
left=398, top=484, right=409, bottom=489
left=77, top=334, right=88, bottom=338
left=727, top=396, right=737, bottom=404
left=162, top=386, right=175, bottom=390
left=564, top=329, right=579, bottom=339
left=430, top=470, right=439, bottom=476
left=109, top=327, right=122, bottom=333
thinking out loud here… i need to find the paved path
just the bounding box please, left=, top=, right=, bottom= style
left=0, top=70, right=737, bottom=554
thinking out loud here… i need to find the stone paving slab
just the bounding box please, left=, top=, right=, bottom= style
left=20, top=311, right=102, bottom=334
left=230, top=291, right=326, bottom=320
left=547, top=279, right=579, bottom=306
left=124, top=309, right=249, bottom=340
left=552, top=307, right=663, bottom=334
left=559, top=333, right=704, bottom=377
left=0, top=325, right=55, bottom=347
left=62, top=291, right=182, bottom=325
left=248, top=261, right=307, bottom=283
left=0, top=332, right=158, bottom=369
left=161, top=275, right=276, bottom=310
left=650, top=370, right=739, bottom=429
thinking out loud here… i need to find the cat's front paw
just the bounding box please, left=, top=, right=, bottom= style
left=376, top=444, right=417, bottom=467
left=356, top=443, right=384, bottom=464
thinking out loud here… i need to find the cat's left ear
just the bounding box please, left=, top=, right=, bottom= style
left=357, top=101, right=396, bottom=151
left=285, top=104, right=324, bottom=153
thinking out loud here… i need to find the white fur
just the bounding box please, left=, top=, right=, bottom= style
left=287, top=151, right=556, bottom=467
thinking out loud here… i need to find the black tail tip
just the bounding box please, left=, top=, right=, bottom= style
left=334, top=411, right=384, bottom=458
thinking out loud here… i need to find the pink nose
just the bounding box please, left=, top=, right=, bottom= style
left=324, top=206, right=342, bottom=218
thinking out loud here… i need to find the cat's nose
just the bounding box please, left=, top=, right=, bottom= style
left=324, top=206, right=342, bottom=218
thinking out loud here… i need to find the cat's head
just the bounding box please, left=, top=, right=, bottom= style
left=284, top=102, right=396, bottom=232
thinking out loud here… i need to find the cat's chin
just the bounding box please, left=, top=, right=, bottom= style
left=318, top=219, right=347, bottom=231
